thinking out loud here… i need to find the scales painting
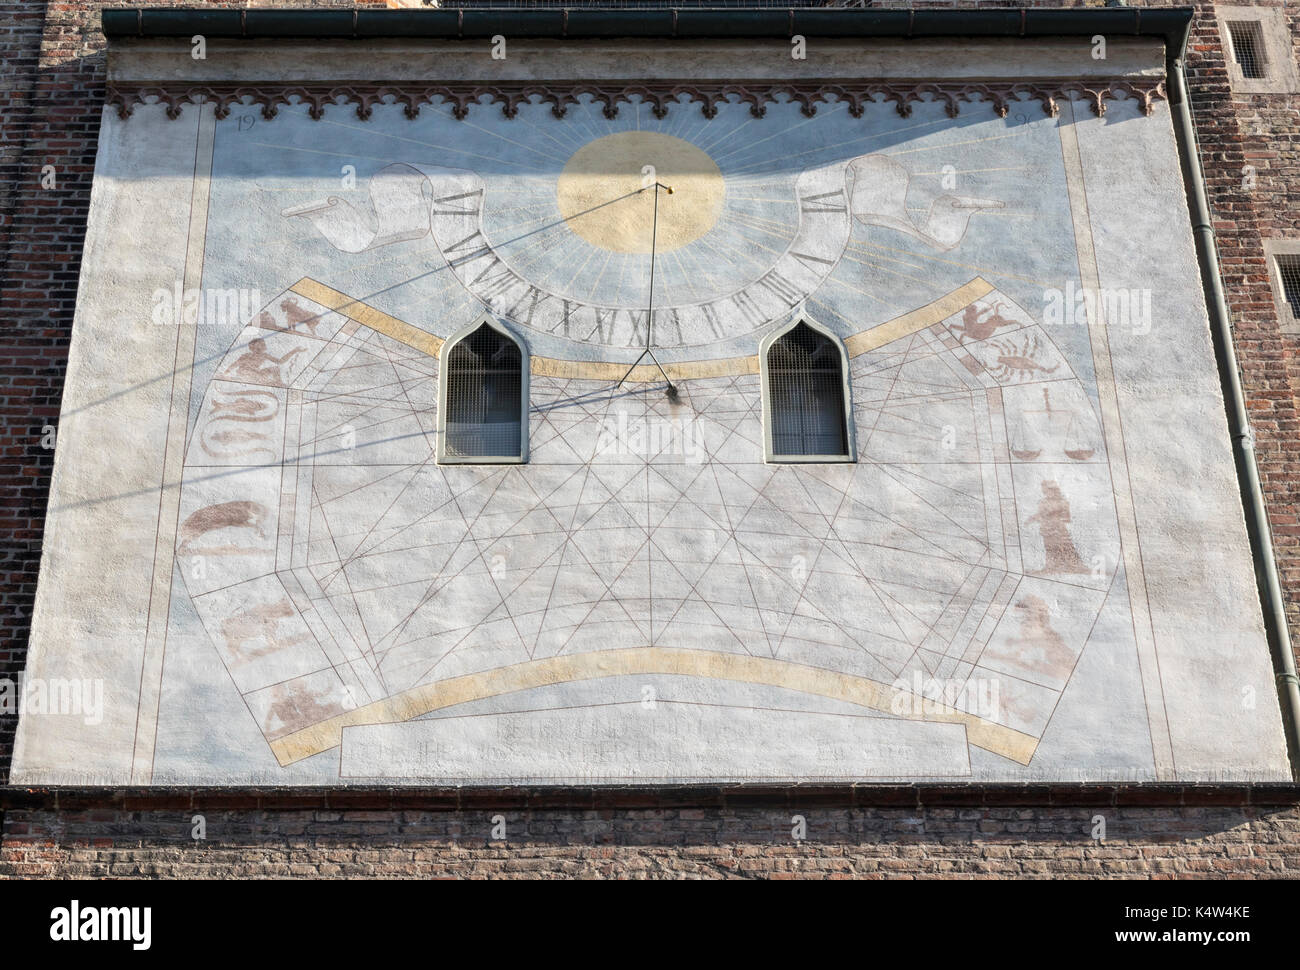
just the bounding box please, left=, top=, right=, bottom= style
left=12, top=34, right=1290, bottom=785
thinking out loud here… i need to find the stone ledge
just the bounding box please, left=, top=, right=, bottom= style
left=2, top=783, right=1298, bottom=812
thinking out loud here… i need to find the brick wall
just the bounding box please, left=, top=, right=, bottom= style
left=0, top=0, right=55, bottom=790
left=4, top=789, right=1300, bottom=878
left=1185, top=2, right=1300, bottom=636
left=3, top=0, right=1300, bottom=877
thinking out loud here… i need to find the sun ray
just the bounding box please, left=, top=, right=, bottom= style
left=310, top=111, right=571, bottom=167
left=848, top=240, right=1058, bottom=289
left=711, top=100, right=847, bottom=163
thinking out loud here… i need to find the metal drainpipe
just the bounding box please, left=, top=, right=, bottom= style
left=1165, top=23, right=1300, bottom=777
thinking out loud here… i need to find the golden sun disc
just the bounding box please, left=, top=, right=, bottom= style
left=556, top=132, right=724, bottom=254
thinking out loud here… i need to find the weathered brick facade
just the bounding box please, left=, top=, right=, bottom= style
left=7, top=808, right=1300, bottom=878
left=5, top=786, right=1300, bottom=877
left=3, top=0, right=1300, bottom=877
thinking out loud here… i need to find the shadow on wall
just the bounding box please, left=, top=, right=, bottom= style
left=0, top=801, right=1292, bottom=878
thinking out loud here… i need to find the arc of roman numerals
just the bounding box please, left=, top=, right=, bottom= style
left=422, top=161, right=854, bottom=349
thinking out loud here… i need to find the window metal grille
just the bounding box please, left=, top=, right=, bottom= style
left=767, top=322, right=849, bottom=458
left=1278, top=254, right=1300, bottom=324
left=444, top=323, right=523, bottom=458
left=1227, top=20, right=1269, bottom=79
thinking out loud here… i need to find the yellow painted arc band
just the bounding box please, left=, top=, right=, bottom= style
left=289, top=276, right=994, bottom=383
left=845, top=276, right=995, bottom=357
left=268, top=647, right=1038, bottom=768
left=290, top=277, right=445, bottom=359
left=529, top=354, right=759, bottom=382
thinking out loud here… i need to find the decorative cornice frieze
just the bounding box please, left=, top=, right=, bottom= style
left=106, top=77, right=1168, bottom=123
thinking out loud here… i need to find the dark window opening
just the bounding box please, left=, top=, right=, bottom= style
left=444, top=323, right=523, bottom=459
left=1277, top=254, right=1300, bottom=323
left=1227, top=20, right=1269, bottom=79
left=767, top=322, right=850, bottom=459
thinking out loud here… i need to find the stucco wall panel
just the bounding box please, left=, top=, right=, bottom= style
left=6, top=25, right=1293, bottom=789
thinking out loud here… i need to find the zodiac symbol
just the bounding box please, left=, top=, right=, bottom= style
left=279, top=297, right=323, bottom=336
left=950, top=301, right=1018, bottom=343
left=251, top=298, right=323, bottom=337
left=1026, top=481, right=1089, bottom=576
left=985, top=334, right=1059, bottom=382
left=261, top=680, right=348, bottom=738
left=200, top=428, right=276, bottom=460
left=177, top=500, right=271, bottom=557
left=1006, top=594, right=1075, bottom=682
left=201, top=388, right=280, bottom=459
left=210, top=388, right=279, bottom=422
left=222, top=337, right=305, bottom=386
left=221, top=599, right=309, bottom=665
left=1010, top=388, right=1096, bottom=462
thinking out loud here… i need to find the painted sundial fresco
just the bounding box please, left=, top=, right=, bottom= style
left=12, top=55, right=1291, bottom=784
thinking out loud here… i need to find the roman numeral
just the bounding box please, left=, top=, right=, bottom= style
left=471, top=257, right=520, bottom=302
left=731, top=290, right=766, bottom=328
left=585, top=308, right=619, bottom=345
left=506, top=285, right=550, bottom=328
left=551, top=300, right=578, bottom=338
left=791, top=250, right=835, bottom=270
left=800, top=190, right=848, bottom=214
left=431, top=189, right=484, bottom=216
left=701, top=301, right=726, bottom=341
left=623, top=310, right=650, bottom=348
left=653, top=308, right=683, bottom=348
left=757, top=269, right=803, bottom=307
left=445, top=230, right=492, bottom=267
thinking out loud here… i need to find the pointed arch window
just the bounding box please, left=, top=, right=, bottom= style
left=437, top=317, right=529, bottom=463
left=760, top=318, right=855, bottom=463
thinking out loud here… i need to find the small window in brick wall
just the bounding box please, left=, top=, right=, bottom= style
left=1265, top=242, right=1300, bottom=334
left=1277, top=255, right=1300, bottom=325
left=1227, top=20, right=1269, bottom=78
left=1217, top=8, right=1299, bottom=94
